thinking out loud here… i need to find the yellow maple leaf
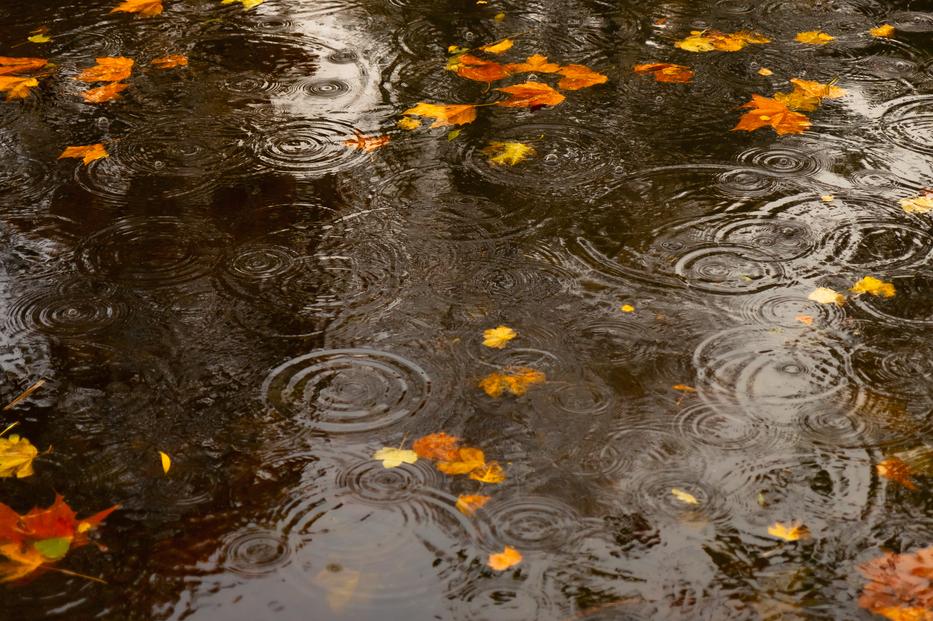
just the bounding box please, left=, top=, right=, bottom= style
left=0, top=435, right=38, bottom=478
left=483, top=142, right=535, bottom=166
left=808, top=287, right=846, bottom=305
left=671, top=488, right=699, bottom=505
left=372, top=447, right=418, bottom=468
left=402, top=102, right=477, bottom=128
left=495, top=81, right=565, bottom=107
left=111, top=0, right=163, bottom=16
left=900, top=194, right=933, bottom=214
left=437, top=447, right=485, bottom=475
left=557, top=64, right=608, bottom=90
left=504, top=53, right=560, bottom=74
left=850, top=276, right=895, bottom=298
left=456, top=494, right=491, bottom=516
left=27, top=34, right=51, bottom=44
left=479, top=367, right=545, bottom=397
left=768, top=521, right=809, bottom=541
left=0, top=76, right=39, bottom=100
left=59, top=143, right=109, bottom=165
left=478, top=39, right=513, bottom=54
left=77, top=57, right=133, bottom=82
left=151, top=54, right=188, bottom=69
left=222, top=0, right=265, bottom=9
left=869, top=24, right=895, bottom=38
left=482, top=325, right=517, bottom=348
left=469, top=461, right=505, bottom=483
left=733, top=95, right=811, bottom=135
left=796, top=30, right=834, bottom=45
left=488, top=545, right=522, bottom=570
left=159, top=450, right=171, bottom=474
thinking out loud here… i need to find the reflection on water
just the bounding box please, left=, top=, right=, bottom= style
left=0, top=0, right=931, bottom=618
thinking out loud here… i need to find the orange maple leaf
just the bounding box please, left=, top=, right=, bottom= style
left=557, top=64, right=608, bottom=90
left=77, top=57, right=134, bottom=83
left=151, top=54, right=188, bottom=69
left=111, top=0, right=163, bottom=16
left=412, top=432, right=461, bottom=461
left=452, top=54, right=510, bottom=82
left=495, top=81, right=565, bottom=107
left=0, top=76, right=39, bottom=100
left=488, top=545, right=522, bottom=571
left=633, top=62, right=694, bottom=83
left=82, top=82, right=129, bottom=103
left=344, top=132, right=390, bottom=153
left=0, top=57, right=48, bottom=77
left=733, top=94, right=811, bottom=135
left=504, top=53, right=560, bottom=74
left=479, top=367, right=546, bottom=397
left=402, top=102, right=477, bottom=127
left=59, top=143, right=109, bottom=165
left=774, top=78, right=846, bottom=111
left=437, top=447, right=486, bottom=475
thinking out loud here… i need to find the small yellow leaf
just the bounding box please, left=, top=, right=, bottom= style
left=620, top=304, right=635, bottom=313
left=487, top=545, right=522, bottom=570
left=398, top=117, right=421, bottom=131
left=494, top=12, right=505, bottom=21
left=373, top=447, right=418, bottom=469
left=483, top=141, right=535, bottom=166
left=159, top=450, right=171, bottom=474
left=456, top=494, right=491, bottom=516
left=757, top=67, right=773, bottom=76
left=821, top=194, right=834, bottom=202
left=0, top=76, right=39, bottom=100
left=672, top=384, right=696, bottom=393
left=768, top=521, right=809, bottom=541
left=482, top=325, right=517, bottom=348
left=447, top=129, right=461, bottom=141
left=671, top=488, right=699, bottom=505
left=0, top=435, right=38, bottom=478
left=28, top=34, right=51, bottom=44
left=796, top=30, right=834, bottom=45
left=850, top=276, right=895, bottom=298
left=900, top=194, right=933, bottom=214
left=870, top=24, right=895, bottom=38
left=59, top=143, right=109, bottom=165
left=808, top=287, right=845, bottom=306
left=478, top=39, right=513, bottom=54
left=469, top=461, right=506, bottom=484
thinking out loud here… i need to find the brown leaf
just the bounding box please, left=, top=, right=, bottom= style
left=733, top=95, right=811, bottom=135
left=76, top=57, right=134, bottom=83
left=633, top=62, right=694, bottom=83
left=557, top=64, right=608, bottom=90
left=402, top=102, right=477, bottom=127
left=81, top=82, right=128, bottom=103
left=495, top=81, right=565, bottom=107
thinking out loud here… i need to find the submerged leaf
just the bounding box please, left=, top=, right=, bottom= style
left=733, top=94, right=811, bottom=135
left=488, top=545, right=522, bottom=570
left=413, top=433, right=461, bottom=461
left=808, top=287, right=846, bottom=305
left=151, top=54, right=188, bottom=69
left=495, top=81, right=565, bottom=107
left=504, top=54, right=560, bottom=74
left=850, top=276, right=895, bottom=298
left=900, top=193, right=933, bottom=214
left=0, top=57, right=48, bottom=76
left=0, top=435, right=38, bottom=478
left=671, top=488, right=699, bottom=505
left=878, top=457, right=918, bottom=491
left=402, top=102, right=477, bottom=127
left=437, top=447, right=485, bottom=475
left=557, top=64, right=608, bottom=90
left=456, top=494, right=491, bottom=516
left=59, top=143, right=109, bottom=165
left=77, top=57, right=133, bottom=82
left=768, top=521, right=809, bottom=541
left=483, top=142, right=535, bottom=166
left=373, top=447, right=418, bottom=469
left=479, top=367, right=546, bottom=397
left=796, top=30, right=834, bottom=45
left=112, top=0, right=163, bottom=16
left=344, top=133, right=391, bottom=153
left=482, top=325, right=517, bottom=348
left=774, top=78, right=846, bottom=111
left=859, top=547, right=933, bottom=620
left=469, top=462, right=505, bottom=483
left=397, top=117, right=421, bottom=131
left=633, top=62, right=694, bottom=83
left=81, top=82, right=128, bottom=103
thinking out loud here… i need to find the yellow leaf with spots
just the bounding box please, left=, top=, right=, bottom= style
left=850, top=276, right=895, bottom=298
left=495, top=81, right=565, bottom=107
left=483, top=325, right=517, bottom=348
left=0, top=435, right=38, bottom=478
left=870, top=24, right=895, bottom=38
left=487, top=545, right=522, bottom=570
left=900, top=193, right=933, bottom=214
left=373, top=447, right=418, bottom=469
left=808, top=287, right=845, bottom=306
left=478, top=39, right=513, bottom=54
left=483, top=141, right=535, bottom=166
left=671, top=488, right=699, bottom=505
left=768, top=521, right=809, bottom=541
left=402, top=102, right=477, bottom=127
left=59, top=143, right=108, bottom=165
left=479, top=367, right=545, bottom=397
left=796, top=30, right=834, bottom=45
left=456, top=494, right=491, bottom=515
left=469, top=461, right=505, bottom=483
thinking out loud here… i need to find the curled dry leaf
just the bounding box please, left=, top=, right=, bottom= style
left=112, top=0, right=163, bottom=16
left=151, top=54, right=188, bottom=69
left=402, top=102, right=477, bottom=127
left=877, top=457, right=918, bottom=491
left=483, top=141, right=535, bottom=166
left=413, top=432, right=461, bottom=461
left=768, top=521, right=809, bottom=541
left=557, top=64, right=608, bottom=90
left=774, top=78, right=846, bottom=111
left=796, top=30, right=834, bottom=45
left=504, top=53, right=560, bottom=74
left=469, top=461, right=506, bottom=483
left=0, top=76, right=39, bottom=100
left=488, top=545, right=522, bottom=571
left=450, top=54, right=510, bottom=82
left=808, top=287, right=846, bottom=305
left=77, top=57, right=134, bottom=82
left=495, top=81, right=565, bottom=108
left=456, top=494, right=491, bottom=516
left=479, top=367, right=545, bottom=397
left=850, top=276, right=896, bottom=298
left=437, top=447, right=485, bottom=475
left=870, top=24, right=895, bottom=38
left=675, top=30, right=770, bottom=52
left=859, top=547, right=933, bottom=621
left=482, top=325, right=517, bottom=348
left=733, top=95, right=811, bottom=135
left=0, top=435, right=38, bottom=478
left=59, top=143, right=108, bottom=165
left=344, top=133, right=391, bottom=153
left=478, top=38, right=513, bottom=54
left=372, top=447, right=418, bottom=469
left=0, top=56, right=48, bottom=76
left=633, top=62, right=694, bottom=83
left=900, top=193, right=933, bottom=214
left=82, top=82, right=129, bottom=103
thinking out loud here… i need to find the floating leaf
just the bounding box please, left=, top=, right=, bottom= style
left=437, top=447, right=485, bottom=475
left=850, top=276, right=895, bottom=298
left=159, top=450, right=171, bottom=474
left=0, top=57, right=48, bottom=76
left=675, top=30, right=770, bottom=52
left=620, top=304, right=635, bottom=313
left=796, top=30, right=834, bottom=45
left=222, top=0, right=265, bottom=9
left=504, top=54, right=560, bottom=74
left=478, top=39, right=513, bottom=54
left=733, top=95, right=811, bottom=135
left=671, top=488, right=699, bottom=505
left=758, top=67, right=773, bottom=76
left=821, top=194, right=835, bottom=202
left=900, top=193, right=933, bottom=214
left=633, top=62, right=694, bottom=83
left=877, top=457, right=918, bottom=491
left=859, top=547, right=933, bottom=621
left=27, top=34, right=51, bottom=44
left=77, top=57, right=133, bottom=83
left=112, top=0, right=163, bottom=16
left=402, top=102, right=477, bottom=127
left=397, top=117, right=421, bottom=131
left=495, top=81, right=565, bottom=107
left=0, top=435, right=38, bottom=478
left=483, top=141, right=535, bottom=166
left=456, top=494, right=491, bottom=516
left=469, top=462, right=506, bottom=483
left=488, top=545, right=522, bottom=571
left=151, top=54, right=188, bottom=69
left=373, top=447, right=418, bottom=469
left=672, top=384, right=696, bottom=392
left=483, top=325, right=517, bottom=348
left=33, top=537, right=71, bottom=560
left=870, top=24, right=895, bottom=38
left=59, top=143, right=108, bottom=165
left=479, top=367, right=546, bottom=397
left=0, top=76, right=39, bottom=100
left=795, top=314, right=814, bottom=326
left=344, top=133, right=391, bottom=153
left=451, top=53, right=510, bottom=82
left=774, top=78, right=846, bottom=111
left=447, top=129, right=461, bottom=140
left=412, top=433, right=460, bottom=461
left=768, top=521, right=809, bottom=541
left=81, top=82, right=128, bottom=103
left=808, top=287, right=845, bottom=305
left=557, top=64, right=608, bottom=90
left=494, top=12, right=505, bottom=21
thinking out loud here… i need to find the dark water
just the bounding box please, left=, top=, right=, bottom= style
left=1, top=0, right=932, bottom=618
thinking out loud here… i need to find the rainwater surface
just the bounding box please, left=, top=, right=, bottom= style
left=0, top=0, right=932, bottom=619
